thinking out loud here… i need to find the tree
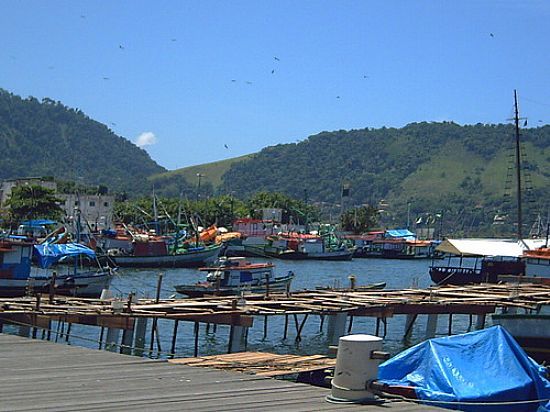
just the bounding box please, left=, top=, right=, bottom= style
left=340, top=205, right=378, bottom=234
left=6, top=185, right=64, bottom=224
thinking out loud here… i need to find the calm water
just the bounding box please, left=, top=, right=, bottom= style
left=8, top=258, right=482, bottom=357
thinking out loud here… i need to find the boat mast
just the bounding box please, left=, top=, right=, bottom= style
left=513, top=90, right=523, bottom=240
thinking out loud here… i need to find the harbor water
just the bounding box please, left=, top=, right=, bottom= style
left=9, top=258, right=480, bottom=358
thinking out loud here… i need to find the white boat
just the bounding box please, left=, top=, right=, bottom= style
left=174, top=257, right=295, bottom=297
left=110, top=243, right=221, bottom=268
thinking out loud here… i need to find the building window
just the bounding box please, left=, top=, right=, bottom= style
left=74, top=201, right=79, bottom=206
left=104, top=202, right=109, bottom=207
left=89, top=201, right=96, bottom=207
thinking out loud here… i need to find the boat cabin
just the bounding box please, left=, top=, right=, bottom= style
left=201, top=257, right=274, bottom=287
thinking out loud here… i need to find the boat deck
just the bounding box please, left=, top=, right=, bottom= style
left=0, top=334, right=442, bottom=411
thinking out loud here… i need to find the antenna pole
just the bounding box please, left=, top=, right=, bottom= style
left=513, top=90, right=523, bottom=240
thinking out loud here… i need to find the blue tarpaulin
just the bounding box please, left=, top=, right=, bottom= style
left=378, top=326, right=550, bottom=412
left=33, top=243, right=96, bottom=269
left=385, top=229, right=415, bottom=239
left=21, top=219, right=57, bottom=226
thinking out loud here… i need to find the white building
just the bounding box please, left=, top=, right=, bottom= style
left=58, top=193, right=115, bottom=232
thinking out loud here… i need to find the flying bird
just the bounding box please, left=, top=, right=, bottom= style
left=246, top=81, right=252, bottom=85
left=523, top=119, right=528, bottom=127
left=336, top=95, right=341, bottom=99
left=171, top=38, right=177, bottom=42
left=224, top=144, right=229, bottom=149
left=489, top=33, right=494, bottom=37
left=538, top=120, right=543, bottom=123
left=119, top=44, right=125, bottom=50
left=363, top=75, right=369, bottom=79
left=274, top=56, right=280, bottom=61
left=111, top=122, right=117, bottom=126
left=231, top=79, right=236, bottom=82
left=271, top=69, right=275, bottom=74
left=103, top=77, right=110, bottom=80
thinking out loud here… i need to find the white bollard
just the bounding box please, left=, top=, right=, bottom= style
left=328, top=334, right=386, bottom=403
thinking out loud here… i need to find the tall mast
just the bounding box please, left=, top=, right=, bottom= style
left=513, top=90, right=523, bottom=240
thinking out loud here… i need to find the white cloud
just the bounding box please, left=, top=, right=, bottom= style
left=135, top=131, right=157, bottom=147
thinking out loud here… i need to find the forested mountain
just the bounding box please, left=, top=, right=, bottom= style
left=219, top=122, right=550, bottom=235
left=0, top=89, right=165, bottom=193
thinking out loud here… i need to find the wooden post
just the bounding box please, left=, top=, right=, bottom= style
left=348, top=275, right=356, bottom=290
left=265, top=273, right=270, bottom=299
left=403, top=314, right=417, bottom=341
left=105, top=327, right=121, bottom=352
left=447, top=314, right=453, bottom=336
left=283, top=315, right=289, bottom=340
left=149, top=273, right=163, bottom=355
left=133, top=318, right=148, bottom=356
left=319, top=314, right=325, bottom=333
left=49, top=271, right=57, bottom=303
left=475, top=314, right=486, bottom=330
left=170, top=320, right=179, bottom=357
left=194, top=322, right=200, bottom=357
left=375, top=317, right=381, bottom=336
left=98, top=326, right=105, bottom=349
left=120, top=323, right=135, bottom=355
left=425, top=314, right=438, bottom=339
left=263, top=315, right=268, bottom=340
left=347, top=315, right=354, bottom=333
left=228, top=324, right=248, bottom=353
left=64, top=323, right=72, bottom=342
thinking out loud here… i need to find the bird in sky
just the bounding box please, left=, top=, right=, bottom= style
left=103, top=77, right=110, bottom=80
left=171, top=38, right=177, bottom=42
left=490, top=33, right=494, bottom=37
left=274, top=56, right=280, bottom=61
left=246, top=81, right=252, bottom=85
left=224, top=144, right=229, bottom=149
left=336, top=95, right=341, bottom=99
left=271, top=69, right=275, bottom=74
left=111, top=122, right=117, bottom=126
left=523, top=119, right=528, bottom=127
left=80, top=15, right=86, bottom=19
left=231, top=79, right=236, bottom=82
left=363, top=75, right=369, bottom=79
left=538, top=120, right=543, bottom=123
left=119, top=44, right=125, bottom=50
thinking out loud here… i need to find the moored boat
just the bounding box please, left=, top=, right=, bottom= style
left=0, top=237, right=112, bottom=298
left=174, top=257, right=295, bottom=297
left=264, top=232, right=353, bottom=261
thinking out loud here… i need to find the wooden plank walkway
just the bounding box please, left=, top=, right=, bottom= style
left=0, top=334, right=442, bottom=411
left=169, top=351, right=337, bottom=377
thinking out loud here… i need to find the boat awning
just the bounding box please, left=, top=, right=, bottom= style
left=33, top=243, right=96, bottom=269
left=436, top=238, right=546, bottom=257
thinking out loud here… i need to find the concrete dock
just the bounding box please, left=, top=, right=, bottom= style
left=0, top=334, right=441, bottom=411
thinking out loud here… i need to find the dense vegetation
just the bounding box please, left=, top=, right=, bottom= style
left=0, top=89, right=165, bottom=193
left=2, top=88, right=549, bottom=236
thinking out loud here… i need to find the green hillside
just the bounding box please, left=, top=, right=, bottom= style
left=219, top=122, right=550, bottom=234
left=150, top=154, right=253, bottom=197
left=0, top=89, right=165, bottom=193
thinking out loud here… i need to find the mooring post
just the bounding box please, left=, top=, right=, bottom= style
left=98, top=326, right=105, bottom=349
left=105, top=327, right=121, bottom=352
left=347, top=315, right=354, bottom=333
left=228, top=324, right=248, bottom=353
left=319, top=314, right=325, bottom=333
left=475, top=314, right=486, bottom=330
left=170, top=320, right=179, bottom=357
left=447, top=314, right=453, bottom=336
left=283, top=314, right=289, bottom=340
left=375, top=317, right=381, bottom=336
left=327, top=312, right=347, bottom=346
left=133, top=318, right=148, bottom=356
left=403, top=314, right=417, bottom=341
left=65, top=323, right=72, bottom=342
left=194, top=322, right=200, bottom=357
left=263, top=315, right=268, bottom=340
left=120, top=322, right=135, bottom=355
left=425, top=314, right=438, bottom=339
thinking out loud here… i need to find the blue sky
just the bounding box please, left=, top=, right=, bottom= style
left=2, top=1, right=549, bottom=170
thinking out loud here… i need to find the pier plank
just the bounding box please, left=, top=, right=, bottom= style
left=0, top=334, right=443, bottom=411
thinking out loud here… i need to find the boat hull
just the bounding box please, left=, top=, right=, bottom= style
left=267, top=250, right=353, bottom=261
left=111, top=245, right=221, bottom=268
left=175, top=275, right=293, bottom=297
left=492, top=312, right=550, bottom=364
left=0, top=270, right=112, bottom=298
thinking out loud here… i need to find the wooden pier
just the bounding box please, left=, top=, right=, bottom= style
left=0, top=333, right=443, bottom=411
left=0, top=283, right=548, bottom=356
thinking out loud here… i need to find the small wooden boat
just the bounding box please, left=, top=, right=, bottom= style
left=316, top=281, right=386, bottom=292
left=174, top=257, right=295, bottom=297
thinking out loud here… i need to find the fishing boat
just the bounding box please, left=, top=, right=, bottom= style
left=0, top=237, right=112, bottom=298
left=105, top=225, right=222, bottom=268
left=265, top=232, right=353, bottom=261
left=174, top=257, right=295, bottom=297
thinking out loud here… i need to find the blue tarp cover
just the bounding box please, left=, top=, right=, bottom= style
left=34, top=243, right=96, bottom=269
left=385, top=229, right=415, bottom=239
left=21, top=219, right=56, bottom=226
left=378, top=326, right=550, bottom=412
